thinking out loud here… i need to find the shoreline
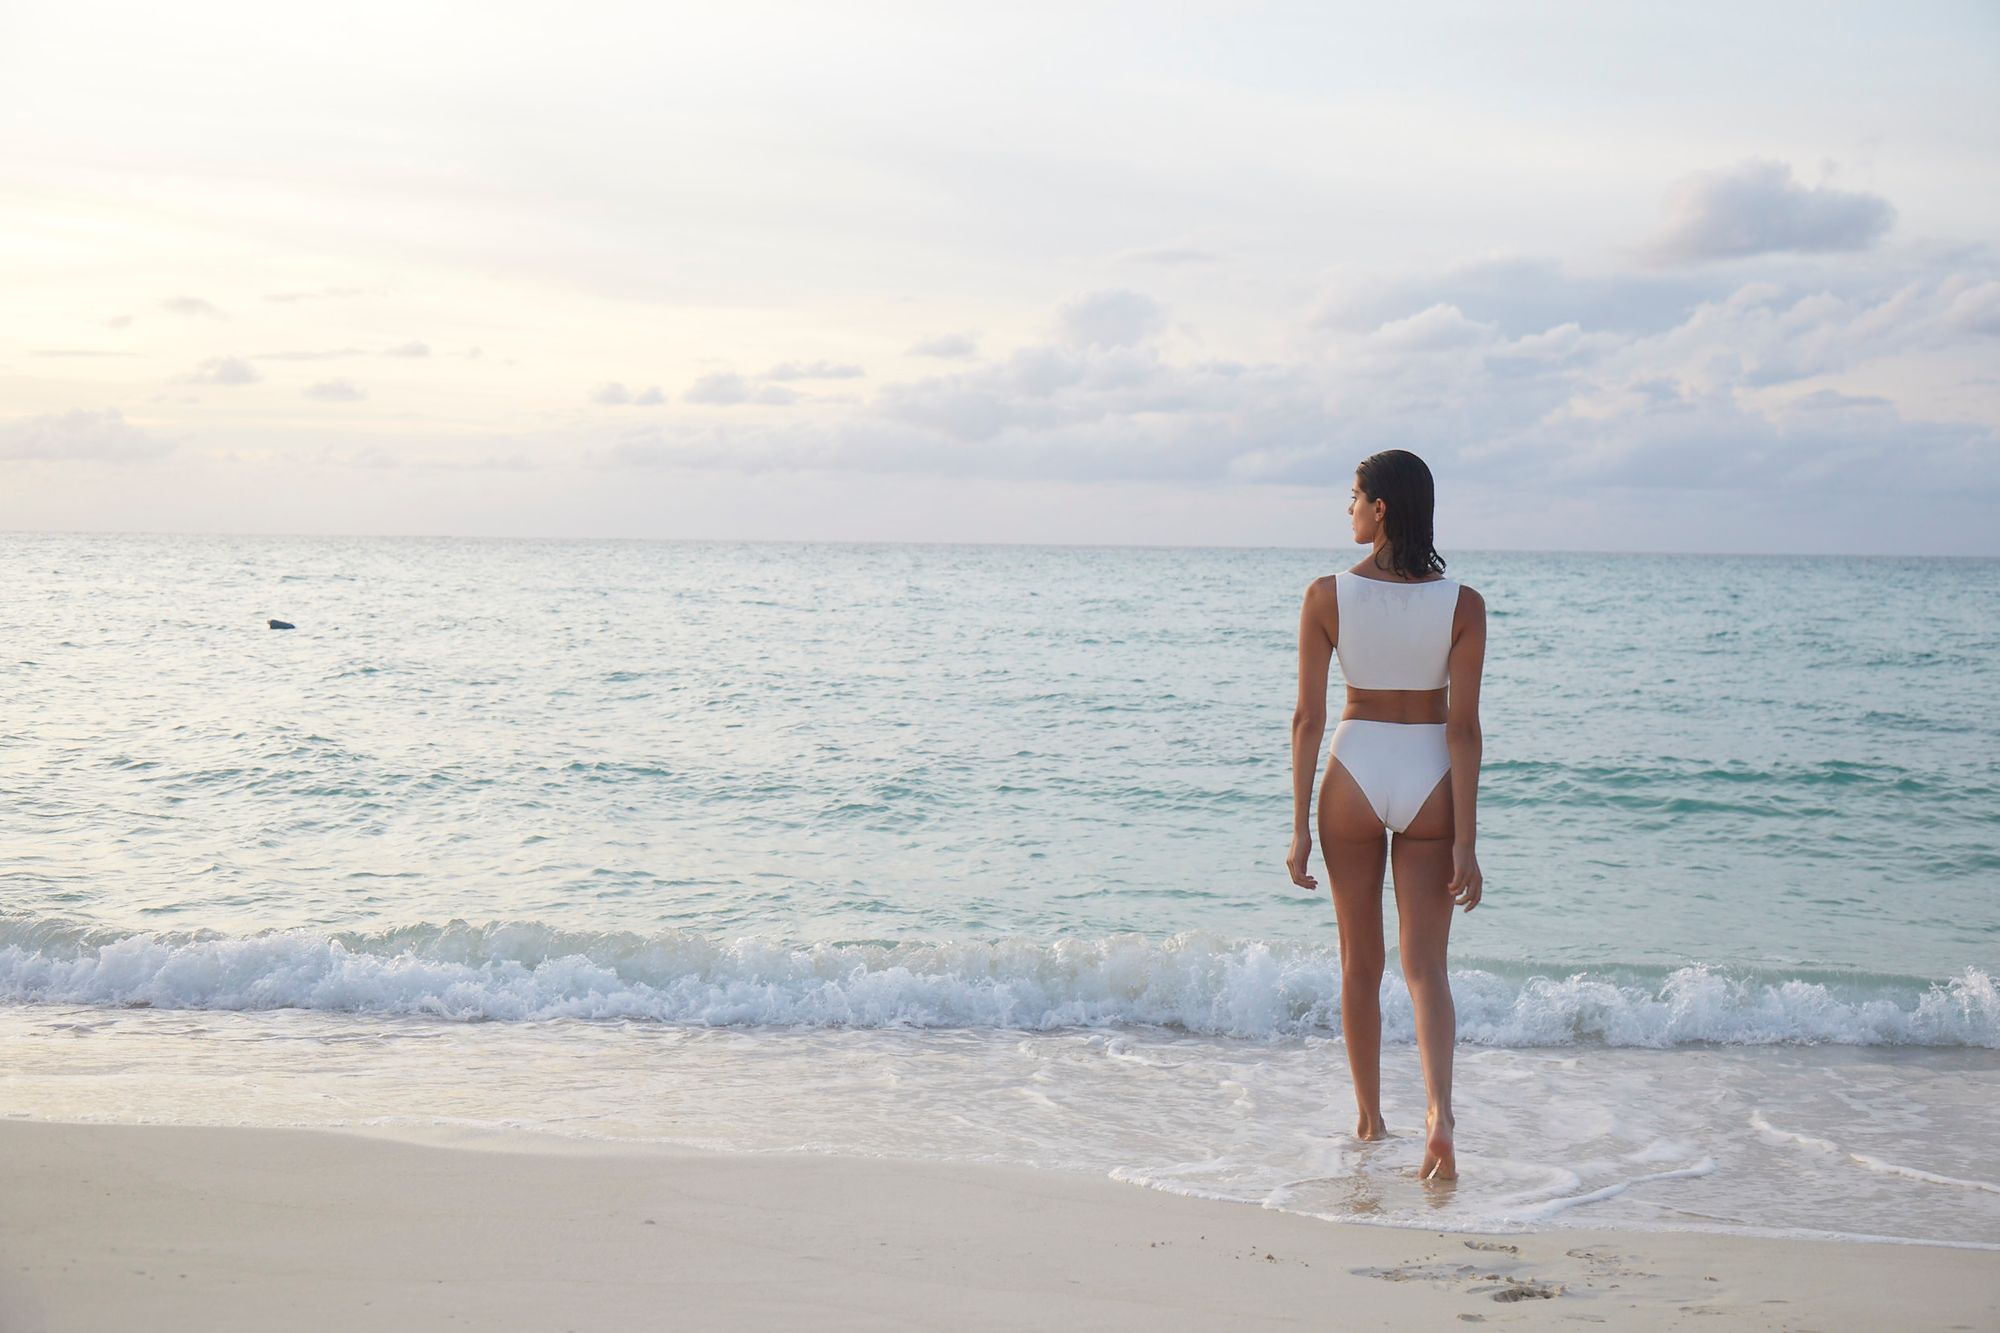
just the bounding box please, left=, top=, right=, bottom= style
left=3, top=1120, right=1995, bottom=1331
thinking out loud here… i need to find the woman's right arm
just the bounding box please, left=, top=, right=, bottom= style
left=1288, top=579, right=1335, bottom=890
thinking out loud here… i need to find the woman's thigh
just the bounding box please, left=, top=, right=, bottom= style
left=1319, top=760, right=1388, bottom=956
left=1390, top=775, right=1456, bottom=967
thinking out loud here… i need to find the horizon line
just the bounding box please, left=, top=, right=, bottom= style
left=3, top=525, right=1996, bottom=561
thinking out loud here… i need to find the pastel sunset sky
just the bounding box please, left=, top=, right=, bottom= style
left=4, top=1, right=1996, bottom=552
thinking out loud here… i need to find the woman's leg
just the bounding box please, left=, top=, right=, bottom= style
left=1319, top=757, right=1389, bottom=1140
left=1392, top=774, right=1459, bottom=1180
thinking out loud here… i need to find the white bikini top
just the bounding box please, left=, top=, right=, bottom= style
left=1332, top=571, right=1459, bottom=690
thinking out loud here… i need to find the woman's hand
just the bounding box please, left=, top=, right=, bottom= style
left=1287, top=831, right=1318, bottom=890
left=1448, top=843, right=1483, bottom=911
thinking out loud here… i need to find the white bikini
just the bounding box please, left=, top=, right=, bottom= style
left=1328, top=571, right=1460, bottom=833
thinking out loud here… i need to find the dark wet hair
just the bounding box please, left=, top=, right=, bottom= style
left=1355, top=449, right=1447, bottom=580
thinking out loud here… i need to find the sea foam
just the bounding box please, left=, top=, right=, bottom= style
left=3, top=914, right=1993, bottom=1047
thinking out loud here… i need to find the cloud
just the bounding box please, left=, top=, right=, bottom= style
left=304, top=379, right=366, bottom=402
left=253, top=348, right=365, bottom=361
left=1316, top=256, right=1722, bottom=339
left=909, top=333, right=978, bottom=359
left=0, top=408, right=174, bottom=462
left=159, top=296, right=224, bottom=318
left=383, top=341, right=429, bottom=357
left=1119, top=246, right=1223, bottom=265
left=597, top=382, right=671, bottom=407
left=607, top=353, right=1311, bottom=485
left=865, top=319, right=1286, bottom=456
left=767, top=359, right=865, bottom=381
left=178, top=356, right=261, bottom=385
left=683, top=372, right=799, bottom=406
left=685, top=372, right=747, bottom=405
left=1058, top=289, right=1166, bottom=348
left=105, top=315, right=132, bottom=329
left=30, top=349, right=138, bottom=358
left=1621, top=275, right=1994, bottom=388
left=264, top=287, right=367, bottom=303
left=589, top=264, right=2000, bottom=510
left=1365, top=303, right=1493, bottom=351
left=1315, top=253, right=1995, bottom=387
left=300, top=442, right=401, bottom=469
left=1944, top=280, right=2000, bottom=336
left=1504, top=381, right=1993, bottom=498
left=1646, top=159, right=1896, bottom=265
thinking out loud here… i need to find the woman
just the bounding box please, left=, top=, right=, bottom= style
left=1285, top=448, right=1485, bottom=1183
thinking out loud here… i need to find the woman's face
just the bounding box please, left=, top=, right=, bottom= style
left=1347, top=476, right=1384, bottom=545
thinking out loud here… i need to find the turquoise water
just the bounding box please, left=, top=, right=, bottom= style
left=2, top=534, right=1995, bottom=1242
left=5, top=536, right=1994, bottom=972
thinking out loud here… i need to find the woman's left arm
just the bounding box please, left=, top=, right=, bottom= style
left=1445, top=587, right=1487, bottom=910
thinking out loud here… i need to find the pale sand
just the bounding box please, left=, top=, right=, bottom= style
left=0, top=1121, right=1993, bottom=1331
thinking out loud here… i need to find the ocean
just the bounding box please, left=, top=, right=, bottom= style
left=2, top=533, right=1995, bottom=1245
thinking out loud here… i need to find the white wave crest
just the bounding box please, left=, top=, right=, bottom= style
left=1, top=916, right=1994, bottom=1046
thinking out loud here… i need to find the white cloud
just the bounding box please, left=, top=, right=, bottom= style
left=1365, top=303, right=1494, bottom=351
left=1119, top=246, right=1222, bottom=265
left=684, top=372, right=798, bottom=406
left=264, top=287, right=367, bottom=303
left=304, top=379, right=365, bottom=402
left=1316, top=256, right=1722, bottom=338
left=178, top=356, right=260, bottom=385
left=0, top=408, right=174, bottom=462
left=1646, top=159, right=1896, bottom=265
left=1621, top=273, right=1990, bottom=388
left=767, top=360, right=865, bottom=381
left=684, top=372, right=747, bottom=405
left=910, top=334, right=978, bottom=359
left=633, top=385, right=665, bottom=406
left=1057, top=289, right=1165, bottom=348
left=592, top=381, right=632, bottom=405
left=383, top=340, right=430, bottom=357
left=159, top=296, right=223, bottom=318
left=593, top=264, right=2000, bottom=512
left=1943, top=280, right=2000, bottom=336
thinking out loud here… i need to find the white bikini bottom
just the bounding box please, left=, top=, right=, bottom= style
left=1329, top=720, right=1451, bottom=834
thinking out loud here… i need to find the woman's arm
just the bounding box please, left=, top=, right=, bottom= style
left=1445, top=586, right=1487, bottom=910
left=1287, top=579, right=1335, bottom=889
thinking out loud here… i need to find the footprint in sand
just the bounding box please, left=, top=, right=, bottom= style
left=1356, top=1259, right=1565, bottom=1304
left=1483, top=1277, right=1563, bottom=1302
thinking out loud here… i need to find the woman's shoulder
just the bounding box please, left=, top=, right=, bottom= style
left=1339, top=568, right=1459, bottom=588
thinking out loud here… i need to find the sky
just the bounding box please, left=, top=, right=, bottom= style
left=3, top=0, right=1997, bottom=554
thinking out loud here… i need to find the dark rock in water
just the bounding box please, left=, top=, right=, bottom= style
left=268, top=619, right=295, bottom=630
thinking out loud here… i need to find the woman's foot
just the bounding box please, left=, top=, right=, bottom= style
left=1420, top=1108, right=1456, bottom=1181
left=1355, top=1112, right=1389, bottom=1142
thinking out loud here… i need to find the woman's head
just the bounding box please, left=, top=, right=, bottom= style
left=1348, top=449, right=1446, bottom=579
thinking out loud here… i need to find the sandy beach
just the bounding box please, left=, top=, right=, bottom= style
left=0, top=1121, right=1992, bottom=1332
